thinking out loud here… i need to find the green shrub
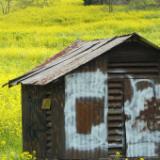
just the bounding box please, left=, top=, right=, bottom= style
left=128, top=0, right=157, bottom=9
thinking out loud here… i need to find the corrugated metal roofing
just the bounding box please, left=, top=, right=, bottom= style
left=5, top=33, right=160, bottom=87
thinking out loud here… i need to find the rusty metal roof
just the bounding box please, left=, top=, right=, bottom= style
left=5, top=33, right=160, bottom=87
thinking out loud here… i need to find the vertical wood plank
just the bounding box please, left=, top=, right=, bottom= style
left=22, top=85, right=32, bottom=152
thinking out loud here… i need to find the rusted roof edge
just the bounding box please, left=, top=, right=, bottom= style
left=4, top=33, right=159, bottom=87
left=2, top=40, right=83, bottom=88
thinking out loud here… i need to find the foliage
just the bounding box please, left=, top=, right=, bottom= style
left=0, top=0, right=160, bottom=14
left=114, top=151, right=122, bottom=160
left=0, top=0, right=53, bottom=14
left=83, top=0, right=160, bottom=12
left=0, top=0, right=159, bottom=158
left=128, top=0, right=157, bottom=9
left=0, top=151, right=36, bottom=160
left=16, top=0, right=52, bottom=9
left=83, top=0, right=160, bottom=5
left=0, top=0, right=12, bottom=14
left=114, top=152, right=145, bottom=160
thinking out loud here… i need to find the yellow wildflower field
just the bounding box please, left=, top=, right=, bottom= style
left=0, top=0, right=159, bottom=158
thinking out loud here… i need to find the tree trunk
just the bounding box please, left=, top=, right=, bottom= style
left=0, top=0, right=12, bottom=14
left=108, top=0, right=113, bottom=12
left=0, top=1, right=5, bottom=14
left=6, top=0, right=12, bottom=14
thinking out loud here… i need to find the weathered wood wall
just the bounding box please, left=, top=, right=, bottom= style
left=22, top=40, right=160, bottom=159
left=107, top=41, right=160, bottom=157
left=22, top=79, right=65, bottom=159
left=64, top=54, right=109, bottom=159
left=22, top=85, right=46, bottom=158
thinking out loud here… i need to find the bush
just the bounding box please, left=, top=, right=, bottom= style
left=128, top=0, right=157, bottom=9
left=84, top=0, right=107, bottom=5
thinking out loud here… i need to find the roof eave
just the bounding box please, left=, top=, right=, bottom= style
left=4, top=33, right=159, bottom=87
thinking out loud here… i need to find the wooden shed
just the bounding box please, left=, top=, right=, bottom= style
left=5, top=33, right=160, bottom=159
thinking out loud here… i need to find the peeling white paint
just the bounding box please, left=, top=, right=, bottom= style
left=64, top=69, right=160, bottom=155
left=125, top=77, right=160, bottom=157
left=65, top=69, right=108, bottom=151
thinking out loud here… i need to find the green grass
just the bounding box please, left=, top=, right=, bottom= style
left=0, top=0, right=160, bottom=158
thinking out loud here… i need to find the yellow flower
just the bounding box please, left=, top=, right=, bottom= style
left=1, top=140, right=6, bottom=146
left=20, top=151, right=33, bottom=160
left=33, top=150, right=36, bottom=155
left=1, top=156, right=7, bottom=160
left=10, top=151, right=15, bottom=157
left=140, top=158, right=145, bottom=160
left=116, top=151, right=121, bottom=156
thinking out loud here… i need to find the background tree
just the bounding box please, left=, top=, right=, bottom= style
left=16, top=0, right=49, bottom=8
left=84, top=0, right=107, bottom=5
left=0, top=0, right=12, bottom=14
left=84, top=0, right=113, bottom=12
left=108, top=0, right=113, bottom=12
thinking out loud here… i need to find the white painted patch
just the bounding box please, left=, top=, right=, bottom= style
left=127, top=142, right=156, bottom=157
left=65, top=69, right=108, bottom=151
left=125, top=77, right=160, bottom=157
